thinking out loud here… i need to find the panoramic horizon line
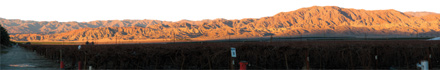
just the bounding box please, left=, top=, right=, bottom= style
left=0, top=17, right=260, bottom=23
left=1, top=6, right=438, bottom=23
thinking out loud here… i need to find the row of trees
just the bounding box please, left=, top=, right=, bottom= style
left=0, top=25, right=11, bottom=47
left=20, top=41, right=440, bottom=69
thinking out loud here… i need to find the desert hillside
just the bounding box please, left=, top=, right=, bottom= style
left=5, top=6, right=440, bottom=41
left=0, top=18, right=174, bottom=34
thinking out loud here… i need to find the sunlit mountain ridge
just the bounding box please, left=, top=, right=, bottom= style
left=3, top=6, right=440, bottom=41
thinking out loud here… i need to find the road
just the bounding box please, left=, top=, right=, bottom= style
left=1, top=45, right=59, bottom=70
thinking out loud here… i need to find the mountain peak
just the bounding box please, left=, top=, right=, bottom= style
left=309, top=6, right=342, bottom=9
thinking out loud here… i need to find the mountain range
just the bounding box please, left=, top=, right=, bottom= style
left=2, top=6, right=440, bottom=41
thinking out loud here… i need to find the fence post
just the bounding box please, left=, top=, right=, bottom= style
left=180, top=51, right=186, bottom=70
left=45, top=49, right=47, bottom=57
left=305, top=49, right=310, bottom=70
left=84, top=52, right=87, bottom=69
left=428, top=47, right=432, bottom=69
left=60, top=49, right=64, bottom=69
left=207, top=55, right=212, bottom=70
left=231, top=58, right=235, bottom=70
left=78, top=61, right=82, bottom=70
left=284, top=54, right=289, bottom=69
left=375, top=47, right=378, bottom=69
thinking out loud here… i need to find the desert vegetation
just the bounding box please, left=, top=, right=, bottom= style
left=1, top=25, right=11, bottom=47
left=20, top=40, right=440, bottom=69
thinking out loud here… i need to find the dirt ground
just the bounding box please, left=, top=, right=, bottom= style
left=1, top=45, right=59, bottom=70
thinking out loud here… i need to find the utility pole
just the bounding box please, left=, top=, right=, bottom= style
left=116, top=35, right=118, bottom=44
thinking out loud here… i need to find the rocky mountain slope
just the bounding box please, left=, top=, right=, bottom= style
left=5, top=6, right=440, bottom=41
left=1, top=18, right=175, bottom=34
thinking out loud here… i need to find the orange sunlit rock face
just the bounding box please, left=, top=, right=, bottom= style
left=4, top=6, right=440, bottom=41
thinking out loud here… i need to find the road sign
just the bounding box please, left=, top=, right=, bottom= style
left=231, top=47, right=237, bottom=57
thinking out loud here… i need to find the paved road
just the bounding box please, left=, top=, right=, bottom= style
left=1, top=45, right=59, bottom=70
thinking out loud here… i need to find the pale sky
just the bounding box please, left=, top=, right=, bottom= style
left=0, top=0, right=439, bottom=22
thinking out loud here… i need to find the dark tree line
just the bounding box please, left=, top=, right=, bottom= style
left=20, top=41, right=440, bottom=69
left=0, top=25, right=11, bottom=46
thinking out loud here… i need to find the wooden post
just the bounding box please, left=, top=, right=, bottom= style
left=84, top=52, right=87, bottom=69
left=231, top=58, right=235, bottom=70
left=349, top=47, right=353, bottom=69
left=60, top=49, right=62, bottom=60
left=427, top=47, right=431, bottom=68
left=302, top=48, right=310, bottom=70
left=208, top=56, right=212, bottom=70
left=180, top=51, right=185, bottom=70
left=78, top=61, right=82, bottom=70
left=284, top=54, right=289, bottom=69
left=45, top=49, right=47, bottom=57
left=375, top=47, right=378, bottom=69
left=306, top=50, right=309, bottom=70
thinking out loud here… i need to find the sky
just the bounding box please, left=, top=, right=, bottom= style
left=0, top=0, right=439, bottom=22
